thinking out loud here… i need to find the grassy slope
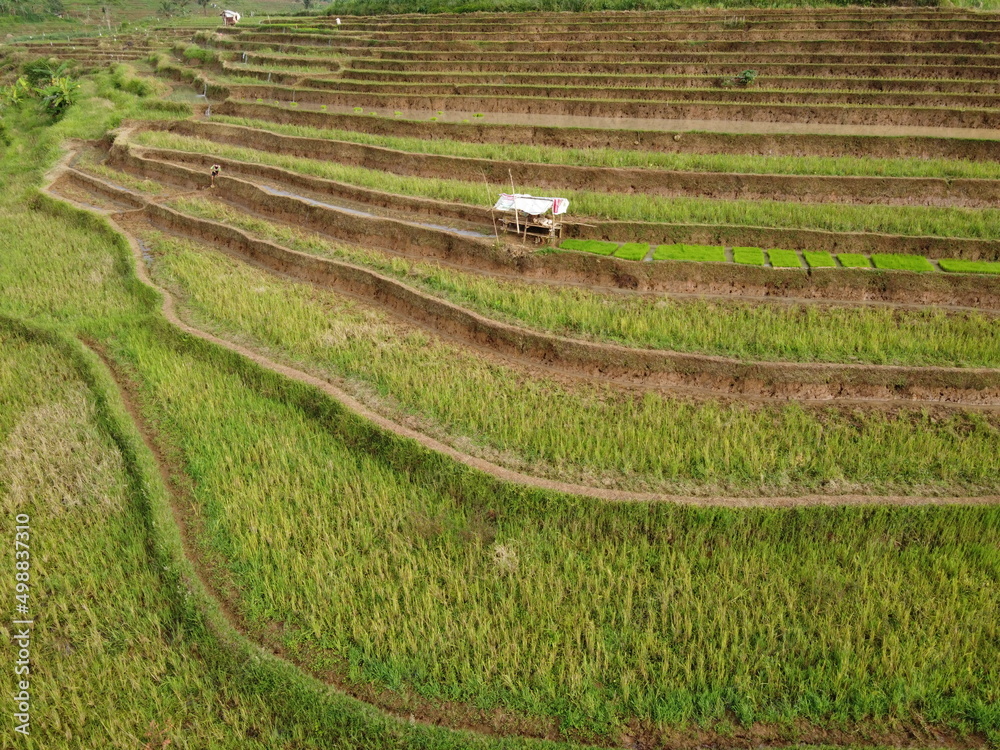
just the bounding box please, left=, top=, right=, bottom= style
left=3, top=63, right=1000, bottom=747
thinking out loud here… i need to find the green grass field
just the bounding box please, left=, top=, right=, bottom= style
left=214, top=114, right=1000, bottom=181
left=4, top=26, right=1000, bottom=750
left=131, top=131, right=1000, bottom=241
left=162, top=196, right=1000, bottom=369
left=139, top=226, right=1000, bottom=497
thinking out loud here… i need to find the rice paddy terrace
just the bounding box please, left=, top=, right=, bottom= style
left=19, top=5, right=1000, bottom=749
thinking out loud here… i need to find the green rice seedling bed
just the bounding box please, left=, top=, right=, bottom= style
left=938, top=258, right=1000, bottom=274
left=838, top=253, right=872, bottom=268
left=803, top=250, right=836, bottom=268
left=614, top=242, right=650, bottom=260
left=767, top=248, right=803, bottom=268
left=732, top=246, right=765, bottom=265
left=653, top=243, right=725, bottom=262
left=168, top=197, right=1000, bottom=369
left=560, top=238, right=619, bottom=255
left=872, top=253, right=936, bottom=272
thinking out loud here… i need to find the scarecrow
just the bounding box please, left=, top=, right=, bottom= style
left=210, top=164, right=221, bottom=188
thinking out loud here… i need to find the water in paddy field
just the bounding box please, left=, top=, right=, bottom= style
left=286, top=102, right=1000, bottom=140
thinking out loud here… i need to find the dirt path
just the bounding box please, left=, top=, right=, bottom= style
left=39, top=155, right=1000, bottom=508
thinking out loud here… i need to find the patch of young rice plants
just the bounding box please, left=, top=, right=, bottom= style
left=838, top=253, right=872, bottom=268
left=803, top=250, right=836, bottom=268
left=938, top=258, right=1000, bottom=275
left=871, top=254, right=936, bottom=272
left=212, top=114, right=1000, bottom=181
left=132, top=132, right=1000, bottom=241
left=732, top=246, right=765, bottom=265
left=559, top=238, right=618, bottom=255
left=141, top=227, right=1000, bottom=495
left=614, top=242, right=650, bottom=261
left=767, top=248, right=804, bottom=268
left=108, top=321, right=1000, bottom=742
left=653, top=243, right=726, bottom=262
left=168, top=197, right=1000, bottom=369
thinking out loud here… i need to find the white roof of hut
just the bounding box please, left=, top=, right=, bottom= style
left=493, top=193, right=569, bottom=216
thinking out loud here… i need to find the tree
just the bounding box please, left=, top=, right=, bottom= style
left=302, top=0, right=314, bottom=9
left=197, top=0, right=209, bottom=15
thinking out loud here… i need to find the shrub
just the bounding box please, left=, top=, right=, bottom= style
left=36, top=76, right=79, bottom=119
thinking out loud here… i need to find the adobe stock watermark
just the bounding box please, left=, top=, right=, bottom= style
left=12, top=513, right=32, bottom=737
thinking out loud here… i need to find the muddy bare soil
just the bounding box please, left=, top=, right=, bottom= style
left=215, top=100, right=1000, bottom=161
left=226, top=84, right=1000, bottom=129
left=241, top=28, right=1000, bottom=46
left=108, top=143, right=1000, bottom=311
left=345, top=58, right=1000, bottom=81
left=315, top=9, right=994, bottom=29
left=138, top=200, right=1000, bottom=406
left=363, top=23, right=1000, bottom=38
left=150, top=120, right=1000, bottom=210
left=365, top=49, right=1000, bottom=68
left=342, top=69, right=1000, bottom=96
left=309, top=78, right=1000, bottom=110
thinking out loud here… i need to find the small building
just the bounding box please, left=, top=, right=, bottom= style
left=493, top=193, right=569, bottom=242
left=220, top=9, right=241, bottom=25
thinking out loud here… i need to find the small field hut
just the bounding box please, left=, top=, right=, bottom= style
left=220, top=10, right=241, bottom=25
left=493, top=193, right=569, bottom=242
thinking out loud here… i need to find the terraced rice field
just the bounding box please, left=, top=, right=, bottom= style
left=8, top=5, right=1000, bottom=749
